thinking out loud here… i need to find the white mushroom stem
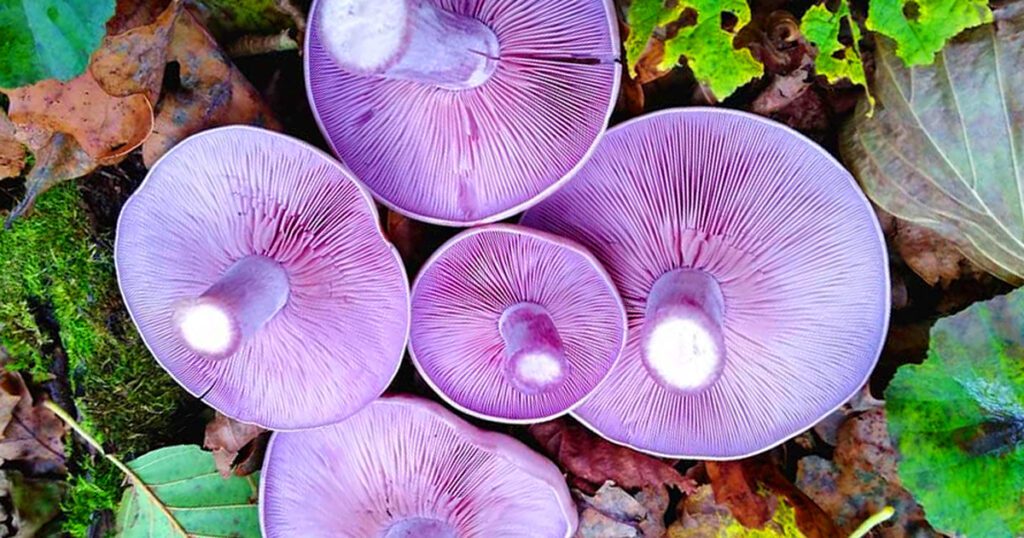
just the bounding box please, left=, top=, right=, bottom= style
left=499, top=302, right=569, bottom=395
left=318, top=0, right=499, bottom=90
left=173, top=255, right=290, bottom=360
left=640, top=269, right=726, bottom=394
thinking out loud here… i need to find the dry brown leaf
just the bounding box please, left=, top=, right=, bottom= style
left=0, top=371, right=67, bottom=475
left=92, top=0, right=184, bottom=103
left=893, top=219, right=985, bottom=288
left=797, top=408, right=940, bottom=537
left=0, top=138, right=26, bottom=180
left=142, top=10, right=280, bottom=166
left=107, top=0, right=174, bottom=34
left=5, top=74, right=153, bottom=165
left=707, top=458, right=837, bottom=538
left=203, top=411, right=265, bottom=478
left=530, top=419, right=696, bottom=494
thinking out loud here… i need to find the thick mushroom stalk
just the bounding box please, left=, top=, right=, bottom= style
left=640, top=269, right=725, bottom=394
left=499, top=302, right=569, bottom=395
left=319, top=0, right=499, bottom=90
left=172, top=255, right=289, bottom=360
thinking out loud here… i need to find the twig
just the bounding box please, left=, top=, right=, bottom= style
left=849, top=506, right=895, bottom=538
left=228, top=30, right=299, bottom=58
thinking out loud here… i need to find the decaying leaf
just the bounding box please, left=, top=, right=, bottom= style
left=142, top=10, right=280, bottom=166
left=842, top=3, right=1024, bottom=283
left=92, top=0, right=184, bottom=103
left=0, top=371, right=68, bottom=475
left=892, top=219, right=985, bottom=287
left=0, top=470, right=66, bottom=538
left=203, top=412, right=265, bottom=477
left=707, top=459, right=837, bottom=538
left=797, top=408, right=939, bottom=537
left=812, top=384, right=883, bottom=447
left=530, top=419, right=696, bottom=494
left=800, top=0, right=872, bottom=110
left=668, top=484, right=805, bottom=537
left=886, top=287, right=1024, bottom=536
left=0, top=135, right=27, bottom=180
left=575, top=482, right=669, bottom=538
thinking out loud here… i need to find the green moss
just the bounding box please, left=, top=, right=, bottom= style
left=0, top=183, right=191, bottom=536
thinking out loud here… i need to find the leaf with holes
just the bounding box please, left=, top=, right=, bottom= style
left=885, top=287, right=1024, bottom=537
left=841, top=3, right=1024, bottom=283
left=800, top=0, right=873, bottom=111
left=114, top=445, right=260, bottom=537
left=0, top=0, right=116, bottom=88
left=866, top=0, right=992, bottom=66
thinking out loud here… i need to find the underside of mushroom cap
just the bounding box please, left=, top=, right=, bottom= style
left=260, top=395, right=577, bottom=537
left=521, top=108, right=890, bottom=459
left=410, top=224, right=626, bottom=422
left=115, top=126, right=410, bottom=430
left=305, top=0, right=620, bottom=226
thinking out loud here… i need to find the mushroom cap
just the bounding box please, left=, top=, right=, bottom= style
left=260, top=395, right=577, bottom=537
left=115, top=126, right=410, bottom=430
left=304, top=0, right=620, bottom=226
left=521, top=108, right=890, bottom=459
left=409, top=224, right=626, bottom=423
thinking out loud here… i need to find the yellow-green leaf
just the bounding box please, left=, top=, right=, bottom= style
left=866, top=0, right=992, bottom=66
left=800, top=1, right=874, bottom=112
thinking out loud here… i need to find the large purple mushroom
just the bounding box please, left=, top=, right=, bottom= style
left=410, top=224, right=625, bottom=423
left=305, top=0, right=620, bottom=226
left=522, top=108, right=890, bottom=458
left=260, top=395, right=577, bottom=537
left=115, top=126, right=410, bottom=430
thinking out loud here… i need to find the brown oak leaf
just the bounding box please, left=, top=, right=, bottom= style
left=0, top=372, right=67, bottom=475
left=203, top=411, right=265, bottom=477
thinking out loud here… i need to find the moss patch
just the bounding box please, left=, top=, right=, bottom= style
left=0, top=183, right=193, bottom=535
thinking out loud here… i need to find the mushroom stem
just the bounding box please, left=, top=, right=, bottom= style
left=173, top=255, right=290, bottom=360
left=318, top=0, right=499, bottom=90
left=640, top=269, right=726, bottom=394
left=499, top=302, right=569, bottom=395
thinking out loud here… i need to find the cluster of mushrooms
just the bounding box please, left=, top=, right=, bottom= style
left=113, top=0, right=890, bottom=536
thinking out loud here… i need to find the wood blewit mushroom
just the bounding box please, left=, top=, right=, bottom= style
left=522, top=108, right=891, bottom=459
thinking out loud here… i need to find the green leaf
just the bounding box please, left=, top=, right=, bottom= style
left=841, top=3, right=1024, bottom=283
left=885, top=288, right=1024, bottom=537
left=624, top=0, right=665, bottom=77
left=660, top=0, right=762, bottom=98
left=800, top=1, right=873, bottom=112
left=115, top=445, right=260, bottom=537
left=865, top=0, right=993, bottom=66
left=0, top=0, right=115, bottom=88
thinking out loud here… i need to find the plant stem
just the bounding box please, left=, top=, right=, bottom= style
left=849, top=506, right=895, bottom=538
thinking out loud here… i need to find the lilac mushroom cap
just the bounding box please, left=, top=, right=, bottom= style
left=409, top=224, right=626, bottom=423
left=521, top=108, right=890, bottom=459
left=115, top=126, right=410, bottom=430
left=260, top=395, right=577, bottom=537
left=305, top=0, right=620, bottom=226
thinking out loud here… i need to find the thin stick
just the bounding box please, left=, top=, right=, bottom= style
left=849, top=506, right=895, bottom=538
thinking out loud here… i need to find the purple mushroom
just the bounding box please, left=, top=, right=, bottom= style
left=304, top=0, right=620, bottom=226
left=409, top=224, right=625, bottom=423
left=260, top=395, right=577, bottom=537
left=522, top=108, right=890, bottom=458
left=115, top=126, right=410, bottom=430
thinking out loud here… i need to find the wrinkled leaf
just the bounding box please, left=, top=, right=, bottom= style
left=203, top=412, right=264, bottom=477
left=886, top=287, right=1024, bottom=537
left=667, top=485, right=805, bottom=537
left=0, top=371, right=67, bottom=474
left=0, top=0, right=116, bottom=88
left=707, top=460, right=836, bottom=538
left=0, top=470, right=65, bottom=538
left=800, top=1, right=872, bottom=110
left=115, top=445, right=260, bottom=537
left=866, top=0, right=992, bottom=66
left=530, top=419, right=695, bottom=493
left=797, top=408, right=939, bottom=537
left=842, top=3, right=1024, bottom=283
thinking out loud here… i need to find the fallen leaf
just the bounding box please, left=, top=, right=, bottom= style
left=812, top=384, right=883, bottom=447
left=668, top=484, right=805, bottom=537
left=5, top=74, right=153, bottom=163
left=530, top=419, right=696, bottom=494
left=92, top=0, right=184, bottom=103
left=866, top=0, right=992, bottom=66
left=142, top=10, right=280, bottom=166
left=800, top=0, right=873, bottom=111
left=577, top=507, right=640, bottom=538
left=707, top=459, right=837, bottom=538
left=892, top=219, right=985, bottom=287
left=8, top=134, right=98, bottom=224
left=797, top=408, right=940, bottom=537
left=0, top=470, right=66, bottom=538
left=0, top=371, right=68, bottom=475
left=0, top=139, right=26, bottom=180
left=575, top=482, right=668, bottom=538
left=203, top=412, right=265, bottom=477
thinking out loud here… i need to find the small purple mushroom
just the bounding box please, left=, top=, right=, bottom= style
left=522, top=108, right=890, bottom=458
left=260, top=395, right=577, bottom=537
left=305, top=0, right=620, bottom=226
left=115, top=126, right=410, bottom=430
left=409, top=224, right=626, bottom=423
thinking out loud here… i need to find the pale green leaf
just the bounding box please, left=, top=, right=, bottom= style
left=841, top=3, right=1024, bottom=283
left=114, top=445, right=260, bottom=538
left=800, top=1, right=873, bottom=112
left=0, top=0, right=115, bottom=88
left=886, top=287, right=1024, bottom=537
left=865, top=0, right=992, bottom=66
